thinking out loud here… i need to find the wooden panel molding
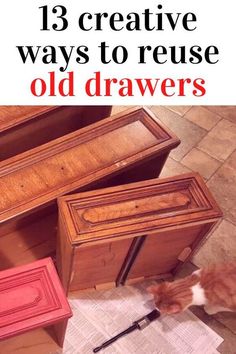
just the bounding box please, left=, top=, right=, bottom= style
left=0, top=258, right=72, bottom=347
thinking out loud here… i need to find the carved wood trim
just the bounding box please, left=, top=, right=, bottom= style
left=0, top=258, right=72, bottom=340
left=60, top=173, right=222, bottom=244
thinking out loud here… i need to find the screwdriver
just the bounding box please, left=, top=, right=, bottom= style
left=93, top=309, right=160, bottom=353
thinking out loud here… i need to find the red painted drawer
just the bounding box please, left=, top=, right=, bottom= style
left=0, top=258, right=72, bottom=347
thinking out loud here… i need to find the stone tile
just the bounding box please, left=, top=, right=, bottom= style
left=191, top=307, right=236, bottom=354
left=214, top=312, right=236, bottom=336
left=184, top=106, right=222, bottom=131
left=205, top=106, right=236, bottom=123
left=193, top=219, right=236, bottom=268
left=181, top=148, right=221, bottom=179
left=174, top=262, right=198, bottom=278
left=151, top=106, right=206, bottom=161
left=160, top=157, right=191, bottom=178
left=165, top=106, right=192, bottom=116
left=206, top=151, right=236, bottom=224
left=112, top=106, right=130, bottom=115
left=198, top=119, right=236, bottom=161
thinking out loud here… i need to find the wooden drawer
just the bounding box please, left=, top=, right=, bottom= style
left=0, top=106, right=180, bottom=269
left=0, top=105, right=112, bottom=161
left=57, top=173, right=222, bottom=293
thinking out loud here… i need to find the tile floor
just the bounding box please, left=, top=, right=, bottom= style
left=112, top=105, right=236, bottom=352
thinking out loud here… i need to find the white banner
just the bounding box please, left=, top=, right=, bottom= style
left=0, top=0, right=235, bottom=104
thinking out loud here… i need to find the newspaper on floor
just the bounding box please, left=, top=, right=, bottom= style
left=63, top=280, right=223, bottom=354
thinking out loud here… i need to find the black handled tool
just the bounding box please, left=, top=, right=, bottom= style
left=93, top=309, right=160, bottom=353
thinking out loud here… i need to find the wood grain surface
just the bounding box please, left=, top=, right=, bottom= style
left=0, top=105, right=112, bottom=161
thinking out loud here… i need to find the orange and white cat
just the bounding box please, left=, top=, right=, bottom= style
left=147, top=262, right=236, bottom=315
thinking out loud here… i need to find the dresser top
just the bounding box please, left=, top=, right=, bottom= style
left=58, top=172, right=222, bottom=244
left=0, top=106, right=180, bottom=222
left=0, top=257, right=72, bottom=340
